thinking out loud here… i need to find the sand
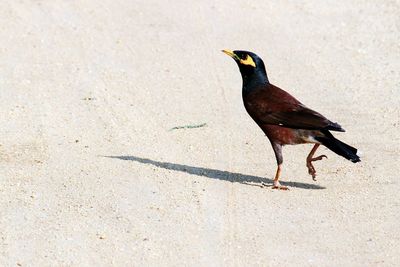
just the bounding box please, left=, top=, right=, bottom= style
left=1, top=0, right=399, bottom=266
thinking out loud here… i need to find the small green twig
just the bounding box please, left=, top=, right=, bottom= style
left=169, top=123, right=207, bottom=131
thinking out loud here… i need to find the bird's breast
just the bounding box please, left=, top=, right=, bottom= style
left=260, top=125, right=320, bottom=145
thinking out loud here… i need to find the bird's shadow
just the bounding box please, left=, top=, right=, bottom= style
left=104, top=155, right=325, bottom=190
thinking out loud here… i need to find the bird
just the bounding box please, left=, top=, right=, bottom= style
left=222, top=50, right=360, bottom=190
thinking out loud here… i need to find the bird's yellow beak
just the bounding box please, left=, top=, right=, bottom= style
left=222, top=49, right=256, bottom=67
left=222, top=49, right=239, bottom=60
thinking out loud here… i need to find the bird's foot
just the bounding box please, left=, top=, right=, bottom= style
left=272, top=181, right=289, bottom=190
left=260, top=181, right=288, bottom=190
left=306, top=155, right=327, bottom=181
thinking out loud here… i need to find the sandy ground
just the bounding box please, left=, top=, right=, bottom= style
left=1, top=0, right=399, bottom=266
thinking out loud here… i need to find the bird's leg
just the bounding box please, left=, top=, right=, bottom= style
left=268, top=142, right=289, bottom=190
left=272, top=164, right=288, bottom=190
left=306, top=144, right=327, bottom=181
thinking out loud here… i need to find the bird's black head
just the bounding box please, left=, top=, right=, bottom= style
left=222, top=50, right=269, bottom=88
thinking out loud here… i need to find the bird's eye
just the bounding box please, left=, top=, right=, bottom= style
left=238, top=53, right=256, bottom=67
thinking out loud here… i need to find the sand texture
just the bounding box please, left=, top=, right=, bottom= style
left=1, top=1, right=399, bottom=266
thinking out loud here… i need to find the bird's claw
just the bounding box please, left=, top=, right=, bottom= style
left=312, top=155, right=327, bottom=161
left=307, top=155, right=327, bottom=181
left=272, top=185, right=289, bottom=190
left=307, top=165, right=317, bottom=181
left=272, top=181, right=289, bottom=190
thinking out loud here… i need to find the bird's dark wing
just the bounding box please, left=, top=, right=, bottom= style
left=259, top=107, right=345, bottom=132
left=244, top=84, right=345, bottom=132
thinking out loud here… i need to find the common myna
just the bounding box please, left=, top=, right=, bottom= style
left=222, top=50, right=360, bottom=190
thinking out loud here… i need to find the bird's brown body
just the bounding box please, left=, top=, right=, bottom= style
left=223, top=50, right=360, bottom=189
left=261, top=125, right=318, bottom=146
left=244, top=84, right=324, bottom=145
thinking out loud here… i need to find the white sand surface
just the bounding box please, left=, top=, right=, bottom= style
left=1, top=1, right=399, bottom=266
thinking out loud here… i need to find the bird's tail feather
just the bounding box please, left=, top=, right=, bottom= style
left=316, top=132, right=360, bottom=163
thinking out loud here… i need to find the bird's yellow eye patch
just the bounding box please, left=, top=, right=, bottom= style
left=240, top=55, right=256, bottom=67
